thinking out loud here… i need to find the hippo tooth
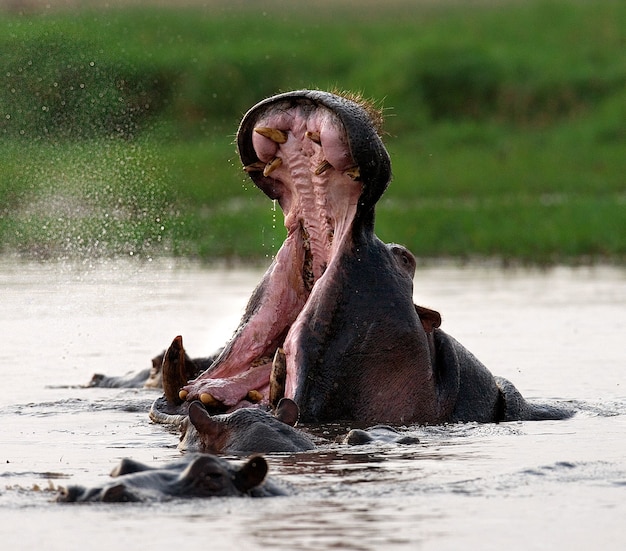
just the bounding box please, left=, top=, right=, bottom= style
left=314, top=160, right=333, bottom=176
left=243, top=161, right=266, bottom=173
left=263, top=157, right=282, bottom=177
left=179, top=389, right=188, bottom=400
left=344, top=166, right=360, bottom=180
left=305, top=130, right=321, bottom=144
left=200, top=393, right=221, bottom=407
left=269, top=348, right=287, bottom=408
left=254, top=127, right=288, bottom=144
left=246, top=390, right=263, bottom=403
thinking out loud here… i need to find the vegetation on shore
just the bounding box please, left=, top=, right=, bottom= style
left=1, top=0, right=624, bottom=264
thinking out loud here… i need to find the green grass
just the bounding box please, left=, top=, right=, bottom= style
left=1, top=0, right=624, bottom=264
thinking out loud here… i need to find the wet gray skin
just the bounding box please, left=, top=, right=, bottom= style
left=156, top=90, right=573, bottom=426
left=343, top=425, right=421, bottom=446
left=88, top=339, right=219, bottom=390
left=57, top=454, right=284, bottom=502
left=180, top=398, right=316, bottom=455
left=87, top=368, right=153, bottom=389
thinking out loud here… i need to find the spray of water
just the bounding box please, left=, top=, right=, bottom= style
left=5, top=138, right=175, bottom=263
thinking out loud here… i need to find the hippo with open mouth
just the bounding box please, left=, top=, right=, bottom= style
left=154, top=90, right=572, bottom=427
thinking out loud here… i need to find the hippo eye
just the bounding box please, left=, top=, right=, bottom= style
left=198, top=470, right=229, bottom=490
left=204, top=471, right=225, bottom=481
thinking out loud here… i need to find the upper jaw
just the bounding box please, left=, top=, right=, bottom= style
left=236, top=90, right=392, bottom=213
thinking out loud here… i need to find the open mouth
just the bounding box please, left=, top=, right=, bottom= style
left=163, top=91, right=391, bottom=415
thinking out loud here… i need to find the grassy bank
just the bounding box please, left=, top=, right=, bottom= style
left=1, top=0, right=624, bottom=264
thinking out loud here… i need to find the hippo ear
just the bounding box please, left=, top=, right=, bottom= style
left=415, top=305, right=442, bottom=333
left=274, top=397, right=300, bottom=427
left=234, top=456, right=268, bottom=493
left=188, top=401, right=223, bottom=439
left=111, top=458, right=152, bottom=477
left=151, top=351, right=165, bottom=369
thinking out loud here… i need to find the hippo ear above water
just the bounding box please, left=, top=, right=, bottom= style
left=233, top=456, right=268, bottom=493
left=274, top=397, right=300, bottom=427
left=415, top=305, right=442, bottom=333
left=110, top=458, right=153, bottom=477
left=188, top=400, right=222, bottom=439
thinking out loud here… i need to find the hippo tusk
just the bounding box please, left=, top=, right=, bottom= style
left=269, top=348, right=287, bottom=408
left=254, top=127, right=288, bottom=144
left=200, top=393, right=222, bottom=407
left=246, top=390, right=264, bottom=403
left=263, top=157, right=282, bottom=177
left=243, top=161, right=266, bottom=173
left=179, top=389, right=188, bottom=400
left=314, top=160, right=333, bottom=175
left=344, top=166, right=360, bottom=180
left=305, top=130, right=321, bottom=144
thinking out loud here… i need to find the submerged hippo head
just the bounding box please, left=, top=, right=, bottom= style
left=57, top=454, right=280, bottom=502
left=156, top=89, right=573, bottom=427
left=180, top=398, right=315, bottom=454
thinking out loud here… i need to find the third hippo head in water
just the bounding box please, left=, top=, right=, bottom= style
left=154, top=90, right=573, bottom=428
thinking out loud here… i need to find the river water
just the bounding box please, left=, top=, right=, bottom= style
left=1, top=257, right=624, bottom=550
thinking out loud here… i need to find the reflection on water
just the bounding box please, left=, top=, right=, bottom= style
left=0, top=258, right=625, bottom=550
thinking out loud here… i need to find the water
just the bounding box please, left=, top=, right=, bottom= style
left=1, top=258, right=625, bottom=550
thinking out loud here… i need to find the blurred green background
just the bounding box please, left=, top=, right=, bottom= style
left=1, top=0, right=624, bottom=264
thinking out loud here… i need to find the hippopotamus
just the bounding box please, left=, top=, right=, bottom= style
left=179, top=399, right=316, bottom=454
left=57, top=453, right=284, bottom=502
left=154, top=89, right=572, bottom=426
left=342, top=426, right=421, bottom=446
left=87, top=368, right=154, bottom=389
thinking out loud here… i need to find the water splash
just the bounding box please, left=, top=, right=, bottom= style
left=4, top=138, right=175, bottom=262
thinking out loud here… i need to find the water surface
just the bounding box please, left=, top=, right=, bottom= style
left=1, top=258, right=624, bottom=550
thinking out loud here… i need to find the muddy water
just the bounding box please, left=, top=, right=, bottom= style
left=1, top=258, right=624, bottom=550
